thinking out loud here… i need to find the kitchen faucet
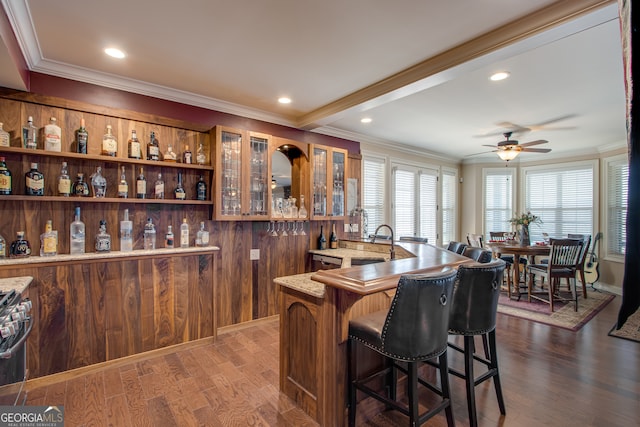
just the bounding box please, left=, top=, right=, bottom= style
left=372, top=224, right=396, bottom=260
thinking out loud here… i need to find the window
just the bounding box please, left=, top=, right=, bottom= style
left=362, top=156, right=386, bottom=237
left=392, top=164, right=438, bottom=243
left=523, top=162, right=595, bottom=243
left=606, top=156, right=628, bottom=258
left=483, top=168, right=515, bottom=241
left=441, top=168, right=457, bottom=246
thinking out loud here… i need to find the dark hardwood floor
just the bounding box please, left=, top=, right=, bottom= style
left=24, top=295, right=639, bottom=426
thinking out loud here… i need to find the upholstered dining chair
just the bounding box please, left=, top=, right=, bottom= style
left=347, top=270, right=457, bottom=427
left=447, top=241, right=467, bottom=254
left=462, top=246, right=493, bottom=263
left=526, top=238, right=583, bottom=312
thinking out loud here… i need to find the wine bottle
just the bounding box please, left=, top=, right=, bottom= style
left=330, top=223, right=338, bottom=249
left=76, top=118, right=88, bottom=154
left=0, top=156, right=12, bottom=195
left=147, top=131, right=160, bottom=161
left=136, top=167, right=146, bottom=199
left=25, top=162, right=44, bottom=196
left=196, top=175, right=207, bottom=201
left=174, top=172, right=186, bottom=200
left=318, top=225, right=327, bottom=250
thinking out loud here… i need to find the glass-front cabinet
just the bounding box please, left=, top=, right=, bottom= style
left=310, top=144, right=347, bottom=219
left=213, top=126, right=270, bottom=220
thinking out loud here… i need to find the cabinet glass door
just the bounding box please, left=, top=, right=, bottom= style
left=332, top=151, right=345, bottom=216
left=248, top=134, right=269, bottom=217
left=220, top=130, right=242, bottom=216
left=312, top=147, right=328, bottom=217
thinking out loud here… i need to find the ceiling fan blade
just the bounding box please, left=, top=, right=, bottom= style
left=465, top=150, right=496, bottom=157
left=519, top=139, right=548, bottom=147
left=495, top=122, right=531, bottom=133
left=529, top=114, right=577, bottom=128
left=482, top=144, right=499, bottom=148
left=521, top=148, right=552, bottom=153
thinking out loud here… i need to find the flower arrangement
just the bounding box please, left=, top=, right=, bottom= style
left=509, top=211, right=541, bottom=226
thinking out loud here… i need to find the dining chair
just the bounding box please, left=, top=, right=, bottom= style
left=462, top=246, right=493, bottom=263
left=567, top=233, right=591, bottom=298
left=467, top=233, right=484, bottom=248
left=526, top=238, right=583, bottom=312
left=447, top=241, right=467, bottom=254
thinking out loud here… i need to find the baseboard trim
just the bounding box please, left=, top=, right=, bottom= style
left=217, top=315, right=279, bottom=335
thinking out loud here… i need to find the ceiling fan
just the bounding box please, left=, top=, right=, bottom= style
left=475, top=114, right=577, bottom=138
left=480, top=132, right=551, bottom=161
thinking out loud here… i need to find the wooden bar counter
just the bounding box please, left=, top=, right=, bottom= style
left=0, top=247, right=218, bottom=379
left=276, top=241, right=471, bottom=426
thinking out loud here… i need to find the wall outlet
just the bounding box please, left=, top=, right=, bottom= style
left=344, top=223, right=350, bottom=233
left=250, top=249, right=260, bottom=260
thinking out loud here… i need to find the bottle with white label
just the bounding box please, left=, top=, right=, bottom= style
left=195, top=221, right=209, bottom=247
left=180, top=218, right=189, bottom=248
left=0, top=122, right=10, bottom=147
left=127, top=129, right=141, bottom=159
left=102, top=125, right=118, bottom=157
left=154, top=173, right=164, bottom=199
left=120, top=209, right=133, bottom=252
left=57, top=161, right=71, bottom=197
left=117, top=166, right=128, bottom=198
left=22, top=116, right=37, bottom=149
left=40, top=219, right=58, bottom=256
left=44, top=117, right=62, bottom=152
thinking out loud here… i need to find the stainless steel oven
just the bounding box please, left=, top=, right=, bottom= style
left=0, top=289, right=33, bottom=406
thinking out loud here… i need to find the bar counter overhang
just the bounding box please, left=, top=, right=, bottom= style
left=276, top=241, right=471, bottom=426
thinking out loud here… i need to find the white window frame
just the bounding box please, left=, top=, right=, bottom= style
left=441, top=166, right=458, bottom=247
left=520, top=159, right=598, bottom=243
left=603, top=154, right=628, bottom=262
left=482, top=167, right=517, bottom=242
left=361, top=155, right=387, bottom=238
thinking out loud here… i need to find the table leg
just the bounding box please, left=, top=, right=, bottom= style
left=512, top=259, right=521, bottom=299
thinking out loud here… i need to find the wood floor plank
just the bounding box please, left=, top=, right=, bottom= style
left=21, top=299, right=640, bottom=427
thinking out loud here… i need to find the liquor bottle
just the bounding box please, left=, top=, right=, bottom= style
left=0, top=232, right=5, bottom=258
left=90, top=166, right=107, bottom=198
left=70, top=207, right=85, bottom=254
left=180, top=218, right=189, bottom=248
left=22, top=116, right=37, bottom=149
left=136, top=167, right=146, bottom=199
left=0, top=122, right=10, bottom=147
left=9, top=231, right=31, bottom=258
left=196, top=143, right=206, bottom=165
left=44, top=117, right=62, bottom=152
left=147, top=131, right=160, bottom=161
left=120, top=209, right=133, bottom=252
left=182, top=145, right=192, bottom=164
left=127, top=129, right=142, bottom=159
left=117, top=166, right=128, bottom=198
left=196, top=175, right=207, bottom=201
left=330, top=223, right=338, bottom=249
left=40, top=219, right=58, bottom=257
left=25, top=162, right=44, bottom=196
left=165, top=225, right=174, bottom=248
left=0, top=156, right=12, bottom=195
left=101, top=124, right=118, bottom=157
left=75, top=118, right=88, bottom=154
left=57, top=161, right=71, bottom=197
left=164, top=144, right=177, bottom=162
left=154, top=173, right=164, bottom=199
left=143, top=218, right=156, bottom=250
left=174, top=172, right=186, bottom=200
left=195, top=221, right=209, bottom=247
left=318, top=225, right=327, bottom=250
left=95, top=220, right=111, bottom=252
left=72, top=173, right=90, bottom=197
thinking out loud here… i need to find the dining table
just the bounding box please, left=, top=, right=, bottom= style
left=485, top=241, right=551, bottom=299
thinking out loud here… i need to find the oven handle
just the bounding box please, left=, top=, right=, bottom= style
left=0, top=317, right=33, bottom=359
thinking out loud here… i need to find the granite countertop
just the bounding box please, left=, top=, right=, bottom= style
left=0, top=276, right=33, bottom=294
left=274, top=272, right=326, bottom=298
left=0, top=246, right=220, bottom=266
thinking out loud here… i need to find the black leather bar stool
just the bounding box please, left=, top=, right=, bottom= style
left=347, top=269, right=457, bottom=427
left=447, top=259, right=507, bottom=427
left=462, top=246, right=493, bottom=263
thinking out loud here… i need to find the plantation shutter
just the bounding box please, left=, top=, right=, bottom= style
left=607, top=159, right=628, bottom=256
left=362, top=156, right=386, bottom=237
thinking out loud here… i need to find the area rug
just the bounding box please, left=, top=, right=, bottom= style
left=497, top=291, right=615, bottom=331
left=608, top=309, right=640, bottom=343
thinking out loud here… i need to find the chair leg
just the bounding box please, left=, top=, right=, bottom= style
left=488, top=330, right=506, bottom=415
left=385, top=356, right=397, bottom=402
left=407, top=361, right=419, bottom=426
left=347, top=338, right=357, bottom=427
left=463, top=335, right=478, bottom=427
left=579, top=269, right=588, bottom=298
left=438, top=351, right=456, bottom=427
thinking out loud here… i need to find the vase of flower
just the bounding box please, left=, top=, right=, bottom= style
left=519, top=224, right=530, bottom=246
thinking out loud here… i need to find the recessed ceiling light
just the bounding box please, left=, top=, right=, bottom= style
left=361, top=117, right=372, bottom=124
left=104, top=47, right=126, bottom=59
left=490, top=71, right=510, bottom=81
left=278, top=97, right=292, bottom=104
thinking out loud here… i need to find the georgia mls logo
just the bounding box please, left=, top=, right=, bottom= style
left=0, top=405, right=64, bottom=426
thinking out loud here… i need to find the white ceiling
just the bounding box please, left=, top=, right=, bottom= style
left=0, top=0, right=627, bottom=163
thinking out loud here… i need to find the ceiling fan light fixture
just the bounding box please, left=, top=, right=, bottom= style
left=490, top=71, right=510, bottom=81
left=497, top=148, right=520, bottom=161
